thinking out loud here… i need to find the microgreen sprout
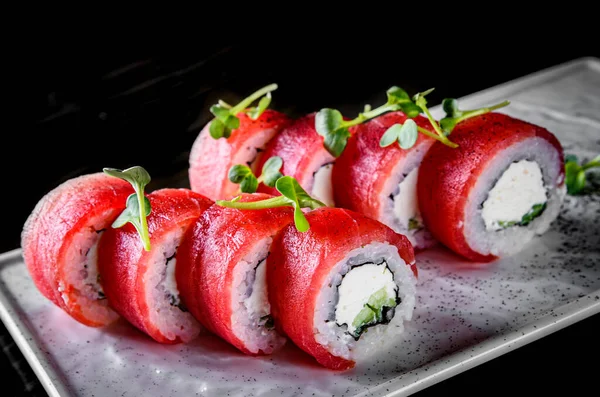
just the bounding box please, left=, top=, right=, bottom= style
left=440, top=98, right=511, bottom=134
left=315, top=86, right=422, bottom=157
left=411, top=89, right=458, bottom=148
left=217, top=176, right=326, bottom=232
left=209, top=84, right=278, bottom=139
left=228, top=156, right=284, bottom=193
left=103, top=166, right=152, bottom=251
left=564, top=154, right=600, bottom=195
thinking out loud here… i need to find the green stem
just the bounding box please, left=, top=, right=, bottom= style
left=456, top=100, right=511, bottom=124
left=230, top=84, right=278, bottom=114
left=216, top=196, right=290, bottom=210
left=418, top=104, right=458, bottom=148
left=582, top=162, right=600, bottom=171
left=135, top=188, right=151, bottom=251
left=341, top=103, right=400, bottom=128
left=417, top=126, right=441, bottom=140
left=417, top=126, right=458, bottom=148
left=218, top=100, right=232, bottom=109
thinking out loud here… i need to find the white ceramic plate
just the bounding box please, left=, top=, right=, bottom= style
left=1, top=57, right=599, bottom=397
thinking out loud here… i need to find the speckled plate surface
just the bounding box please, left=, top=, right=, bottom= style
left=1, top=57, right=600, bottom=397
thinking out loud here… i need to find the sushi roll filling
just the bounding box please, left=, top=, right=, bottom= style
left=481, top=160, right=548, bottom=231
left=312, top=162, right=335, bottom=207
left=162, top=250, right=187, bottom=312
left=243, top=257, right=272, bottom=329
left=390, top=167, right=423, bottom=231
left=335, top=260, right=400, bottom=340
left=82, top=228, right=107, bottom=301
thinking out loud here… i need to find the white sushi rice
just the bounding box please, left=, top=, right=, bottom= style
left=312, top=163, right=335, bottom=207
left=61, top=209, right=119, bottom=324
left=146, top=227, right=202, bottom=343
left=313, top=242, right=417, bottom=362
left=231, top=237, right=286, bottom=354
left=378, top=141, right=436, bottom=249
left=464, top=136, right=566, bottom=257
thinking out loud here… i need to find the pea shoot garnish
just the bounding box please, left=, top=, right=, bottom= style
left=216, top=176, right=326, bottom=232
left=103, top=166, right=152, bottom=251
left=315, top=86, right=421, bottom=157
left=209, top=83, right=278, bottom=139
left=440, top=98, right=511, bottom=134
left=564, top=154, right=600, bottom=195
left=228, top=156, right=284, bottom=194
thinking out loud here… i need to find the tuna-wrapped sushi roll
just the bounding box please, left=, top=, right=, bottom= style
left=98, top=188, right=213, bottom=343
left=333, top=111, right=437, bottom=249
left=176, top=193, right=293, bottom=355
left=21, top=173, right=133, bottom=327
left=189, top=84, right=290, bottom=200
left=418, top=112, right=566, bottom=262
left=256, top=113, right=337, bottom=206
left=268, top=207, right=418, bottom=370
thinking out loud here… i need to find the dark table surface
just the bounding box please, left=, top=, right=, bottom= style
left=3, top=31, right=600, bottom=396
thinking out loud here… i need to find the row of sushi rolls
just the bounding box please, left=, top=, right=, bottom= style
left=21, top=84, right=599, bottom=370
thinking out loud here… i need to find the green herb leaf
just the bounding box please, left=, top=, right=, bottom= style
left=228, top=164, right=258, bottom=193
left=398, top=119, right=418, bottom=149
left=379, top=124, right=401, bottom=147
left=275, top=177, right=312, bottom=232
left=111, top=194, right=151, bottom=230
left=442, top=98, right=462, bottom=118
left=386, top=86, right=412, bottom=104
left=386, top=86, right=421, bottom=118
left=103, top=166, right=152, bottom=251
left=209, top=84, right=278, bottom=140
left=228, top=164, right=252, bottom=184
left=216, top=176, right=325, bottom=232
left=565, top=154, right=578, bottom=163
left=210, top=104, right=232, bottom=122
left=240, top=175, right=259, bottom=194
left=440, top=98, right=510, bottom=134
left=324, top=127, right=351, bottom=158
left=260, top=156, right=284, bottom=187
left=399, top=102, right=422, bottom=118
left=247, top=92, right=272, bottom=120
left=209, top=119, right=225, bottom=139
left=565, top=154, right=600, bottom=195
left=224, top=115, right=240, bottom=130
left=315, top=108, right=344, bottom=137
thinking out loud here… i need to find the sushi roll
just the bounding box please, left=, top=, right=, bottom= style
left=333, top=111, right=437, bottom=249
left=189, top=84, right=290, bottom=200
left=268, top=207, right=418, bottom=370
left=21, top=173, right=133, bottom=327
left=98, top=188, right=213, bottom=343
left=418, top=112, right=566, bottom=262
left=176, top=193, right=293, bottom=355
left=256, top=113, right=337, bottom=206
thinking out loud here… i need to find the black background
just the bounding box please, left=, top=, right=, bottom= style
left=2, top=20, right=599, bottom=396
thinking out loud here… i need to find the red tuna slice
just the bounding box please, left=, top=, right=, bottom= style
left=333, top=111, right=437, bottom=250
left=189, top=110, right=291, bottom=201
left=268, top=207, right=417, bottom=370
left=256, top=113, right=337, bottom=206
left=21, top=173, right=134, bottom=327
left=176, top=193, right=293, bottom=355
left=418, top=112, right=565, bottom=262
left=98, top=188, right=213, bottom=343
